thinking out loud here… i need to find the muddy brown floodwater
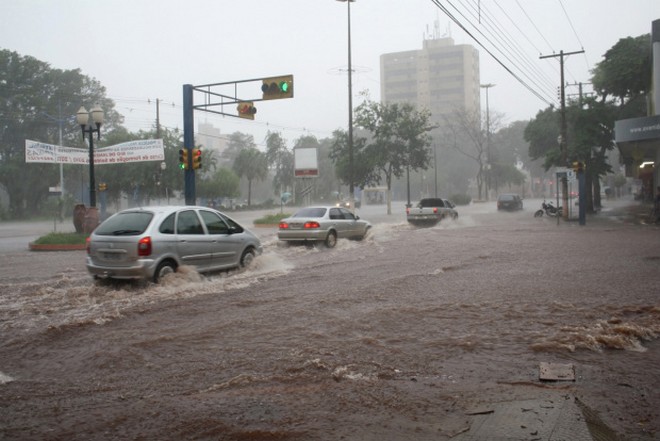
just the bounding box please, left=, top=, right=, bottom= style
left=1, top=203, right=659, bottom=440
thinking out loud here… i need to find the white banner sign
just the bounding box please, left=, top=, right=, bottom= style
left=25, top=139, right=165, bottom=165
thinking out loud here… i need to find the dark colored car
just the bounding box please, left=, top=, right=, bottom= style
left=497, top=194, right=523, bottom=211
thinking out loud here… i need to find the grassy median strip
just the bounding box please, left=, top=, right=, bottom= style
left=253, top=213, right=291, bottom=226
left=32, top=232, right=88, bottom=245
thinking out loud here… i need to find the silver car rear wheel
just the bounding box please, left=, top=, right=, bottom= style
left=325, top=231, right=337, bottom=248
left=154, top=260, right=176, bottom=283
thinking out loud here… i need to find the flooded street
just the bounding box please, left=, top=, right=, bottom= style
left=1, top=200, right=659, bottom=440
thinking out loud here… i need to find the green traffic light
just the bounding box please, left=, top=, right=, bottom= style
left=279, top=81, right=289, bottom=93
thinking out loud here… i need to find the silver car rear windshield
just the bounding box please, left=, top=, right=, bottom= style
left=293, top=207, right=327, bottom=218
left=95, top=212, right=154, bottom=236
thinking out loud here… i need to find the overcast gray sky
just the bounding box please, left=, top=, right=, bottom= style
left=1, top=0, right=659, bottom=148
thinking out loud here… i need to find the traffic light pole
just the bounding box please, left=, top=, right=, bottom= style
left=578, top=168, right=586, bottom=225
left=182, top=76, right=293, bottom=205
left=183, top=84, right=196, bottom=205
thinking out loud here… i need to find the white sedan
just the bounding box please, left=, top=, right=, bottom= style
left=278, top=206, right=371, bottom=248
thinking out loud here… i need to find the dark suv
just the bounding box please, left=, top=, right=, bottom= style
left=497, top=193, right=523, bottom=211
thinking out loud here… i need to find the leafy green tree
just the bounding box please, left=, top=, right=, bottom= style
left=349, top=98, right=433, bottom=214
left=233, top=147, right=267, bottom=206
left=330, top=130, right=376, bottom=195
left=196, top=167, right=240, bottom=204
left=315, top=136, right=343, bottom=201
left=526, top=33, right=650, bottom=211
left=491, top=120, right=533, bottom=196
left=591, top=34, right=651, bottom=107
left=442, top=108, right=489, bottom=200
left=95, top=127, right=184, bottom=210
left=222, top=132, right=255, bottom=166
left=525, top=107, right=561, bottom=170
left=265, top=131, right=294, bottom=197
left=0, top=49, right=122, bottom=218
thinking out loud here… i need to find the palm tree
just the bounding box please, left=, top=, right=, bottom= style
left=233, top=147, right=268, bottom=206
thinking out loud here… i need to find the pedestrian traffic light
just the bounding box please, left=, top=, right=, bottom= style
left=261, top=75, right=294, bottom=100
left=192, top=148, right=202, bottom=170
left=237, top=102, right=257, bottom=120
left=572, top=161, right=584, bottom=173
left=178, top=148, right=189, bottom=170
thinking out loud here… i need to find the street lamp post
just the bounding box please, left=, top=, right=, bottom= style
left=76, top=105, right=104, bottom=208
left=337, top=0, right=355, bottom=208
left=480, top=83, right=495, bottom=201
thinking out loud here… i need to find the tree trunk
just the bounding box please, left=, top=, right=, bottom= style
left=386, top=174, right=393, bottom=215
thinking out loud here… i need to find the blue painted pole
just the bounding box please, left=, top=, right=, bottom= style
left=183, top=84, right=195, bottom=205
left=578, top=170, right=586, bottom=226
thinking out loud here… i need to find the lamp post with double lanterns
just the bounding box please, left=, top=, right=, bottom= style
left=76, top=105, right=104, bottom=208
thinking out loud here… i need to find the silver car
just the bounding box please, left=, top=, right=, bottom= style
left=277, top=206, right=371, bottom=248
left=86, top=206, right=262, bottom=283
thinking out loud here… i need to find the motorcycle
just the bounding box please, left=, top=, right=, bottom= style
left=534, top=200, right=562, bottom=218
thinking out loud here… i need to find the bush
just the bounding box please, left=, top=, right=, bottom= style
left=254, top=212, right=291, bottom=225
left=32, top=232, right=88, bottom=245
left=450, top=194, right=472, bottom=206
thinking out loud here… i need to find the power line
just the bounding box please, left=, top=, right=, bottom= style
left=430, top=0, right=555, bottom=107
left=463, top=0, right=558, bottom=93
left=557, top=0, right=591, bottom=71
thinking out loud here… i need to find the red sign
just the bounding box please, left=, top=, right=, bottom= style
left=295, top=169, right=319, bottom=177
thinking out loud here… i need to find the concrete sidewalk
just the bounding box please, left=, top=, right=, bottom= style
left=450, top=390, right=624, bottom=441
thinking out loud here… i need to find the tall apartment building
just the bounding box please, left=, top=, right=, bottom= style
left=196, top=121, right=229, bottom=162
left=380, top=37, right=480, bottom=124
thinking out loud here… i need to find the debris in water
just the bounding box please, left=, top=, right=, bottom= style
left=539, top=362, right=575, bottom=381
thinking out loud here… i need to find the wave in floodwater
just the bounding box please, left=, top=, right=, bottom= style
left=2, top=221, right=658, bottom=363
left=0, top=249, right=293, bottom=336
left=530, top=305, right=660, bottom=353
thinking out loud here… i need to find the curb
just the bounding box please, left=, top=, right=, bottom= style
left=28, top=243, right=86, bottom=252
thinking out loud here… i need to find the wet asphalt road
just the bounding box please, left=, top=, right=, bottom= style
left=0, top=199, right=659, bottom=440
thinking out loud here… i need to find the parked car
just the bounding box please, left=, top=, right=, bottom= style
left=86, top=206, right=262, bottom=283
left=278, top=206, right=371, bottom=248
left=497, top=193, right=523, bottom=211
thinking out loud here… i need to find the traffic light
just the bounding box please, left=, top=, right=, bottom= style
left=192, top=148, right=202, bottom=170
left=572, top=161, right=584, bottom=173
left=237, top=101, right=257, bottom=120
left=178, top=148, right=189, bottom=170
left=98, top=182, right=107, bottom=192
left=261, top=75, right=294, bottom=100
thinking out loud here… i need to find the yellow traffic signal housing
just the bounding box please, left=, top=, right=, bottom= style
left=192, top=148, right=202, bottom=169
left=572, top=161, right=585, bottom=173
left=237, top=102, right=257, bottom=120
left=261, top=75, right=294, bottom=100
left=178, top=148, right=189, bottom=170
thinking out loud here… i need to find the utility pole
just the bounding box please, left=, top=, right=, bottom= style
left=480, top=83, right=495, bottom=200
left=540, top=49, right=584, bottom=220
left=156, top=98, right=161, bottom=139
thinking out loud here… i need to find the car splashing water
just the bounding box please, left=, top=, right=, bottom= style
left=0, top=248, right=294, bottom=338
left=1, top=203, right=660, bottom=440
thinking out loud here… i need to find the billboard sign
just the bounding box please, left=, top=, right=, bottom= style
left=25, top=139, right=165, bottom=165
left=294, top=147, right=318, bottom=177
